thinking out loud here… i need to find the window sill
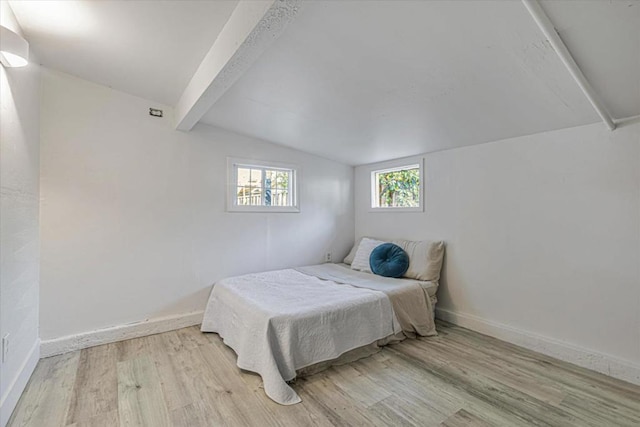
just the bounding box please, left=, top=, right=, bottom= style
left=368, top=206, right=424, bottom=213
left=227, top=206, right=300, bottom=213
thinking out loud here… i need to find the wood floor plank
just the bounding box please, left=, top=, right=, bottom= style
left=144, top=331, right=197, bottom=412
left=299, top=373, right=384, bottom=426
left=174, top=326, right=205, bottom=351
left=557, top=392, right=640, bottom=427
left=368, top=395, right=451, bottom=427
left=8, top=321, right=640, bottom=427
left=8, top=351, right=81, bottom=427
left=441, top=321, right=640, bottom=399
left=65, top=343, right=118, bottom=425
left=354, top=350, right=464, bottom=412
left=390, top=342, right=581, bottom=426
left=325, top=363, right=392, bottom=407
left=116, top=336, right=151, bottom=362
left=439, top=322, right=640, bottom=420
left=416, top=333, right=568, bottom=406
left=358, top=346, right=529, bottom=427
left=168, top=401, right=224, bottom=427
left=117, top=356, right=171, bottom=427
left=205, top=332, right=336, bottom=426
left=65, top=409, right=119, bottom=427
left=197, top=334, right=285, bottom=426
left=440, top=409, right=491, bottom=427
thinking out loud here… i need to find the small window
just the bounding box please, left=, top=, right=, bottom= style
left=227, top=158, right=299, bottom=212
left=370, top=159, right=423, bottom=212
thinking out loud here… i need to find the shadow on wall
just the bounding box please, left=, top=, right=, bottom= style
left=1, top=66, right=38, bottom=165
left=436, top=246, right=449, bottom=309
left=433, top=243, right=475, bottom=321
left=153, top=286, right=213, bottom=320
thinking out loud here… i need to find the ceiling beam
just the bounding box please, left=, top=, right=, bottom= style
left=522, top=0, right=616, bottom=131
left=174, top=0, right=300, bottom=131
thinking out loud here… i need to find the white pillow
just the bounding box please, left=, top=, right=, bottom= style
left=392, top=239, right=445, bottom=281
left=343, top=237, right=363, bottom=265
left=343, top=236, right=385, bottom=264
left=351, top=238, right=385, bottom=273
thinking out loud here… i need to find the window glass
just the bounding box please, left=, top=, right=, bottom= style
left=229, top=159, right=298, bottom=212
left=371, top=163, right=421, bottom=209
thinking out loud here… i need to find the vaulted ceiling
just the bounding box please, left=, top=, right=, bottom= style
left=9, top=0, right=238, bottom=105
left=9, top=0, right=640, bottom=166
left=200, top=0, right=640, bottom=165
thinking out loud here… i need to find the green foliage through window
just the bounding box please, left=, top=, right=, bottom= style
left=375, top=166, right=420, bottom=208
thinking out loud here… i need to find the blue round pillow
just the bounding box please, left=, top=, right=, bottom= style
left=369, top=243, right=409, bottom=278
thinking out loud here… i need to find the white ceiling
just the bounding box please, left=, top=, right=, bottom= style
left=9, top=0, right=238, bottom=106
left=539, top=0, right=640, bottom=120
left=8, top=1, right=639, bottom=166
left=200, top=0, right=640, bottom=165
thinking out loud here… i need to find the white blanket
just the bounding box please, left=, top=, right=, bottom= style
left=297, top=264, right=437, bottom=337
left=201, top=268, right=402, bottom=405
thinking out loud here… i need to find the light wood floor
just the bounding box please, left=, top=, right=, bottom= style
left=9, top=321, right=640, bottom=427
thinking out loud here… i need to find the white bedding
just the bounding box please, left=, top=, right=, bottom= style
left=200, top=267, right=402, bottom=405
left=298, top=264, right=437, bottom=337
left=303, top=263, right=439, bottom=297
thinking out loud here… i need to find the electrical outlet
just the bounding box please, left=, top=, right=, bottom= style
left=2, top=334, right=9, bottom=363
left=325, top=252, right=332, bottom=263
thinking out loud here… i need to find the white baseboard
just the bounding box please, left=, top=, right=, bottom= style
left=40, top=311, right=204, bottom=358
left=0, top=339, right=40, bottom=427
left=435, top=307, right=640, bottom=386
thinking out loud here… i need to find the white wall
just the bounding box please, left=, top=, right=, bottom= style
left=0, top=2, right=41, bottom=425
left=355, top=121, right=640, bottom=384
left=39, top=69, right=354, bottom=346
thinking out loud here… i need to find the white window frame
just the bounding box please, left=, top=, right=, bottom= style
left=227, top=157, right=300, bottom=213
left=369, top=156, right=424, bottom=213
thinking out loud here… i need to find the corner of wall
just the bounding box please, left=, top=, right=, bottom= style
left=0, top=339, right=40, bottom=427
left=0, top=3, right=41, bottom=424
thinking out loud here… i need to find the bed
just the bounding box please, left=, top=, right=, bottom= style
left=201, top=239, right=444, bottom=405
